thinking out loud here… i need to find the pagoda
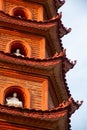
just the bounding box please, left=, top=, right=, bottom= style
left=0, top=0, right=82, bottom=130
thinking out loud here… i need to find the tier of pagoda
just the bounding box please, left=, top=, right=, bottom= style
left=0, top=0, right=82, bottom=130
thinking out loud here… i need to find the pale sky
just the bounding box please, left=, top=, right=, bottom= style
left=59, top=0, right=87, bottom=130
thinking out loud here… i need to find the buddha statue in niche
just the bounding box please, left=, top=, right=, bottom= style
left=14, top=49, right=24, bottom=57
left=6, top=92, right=23, bottom=108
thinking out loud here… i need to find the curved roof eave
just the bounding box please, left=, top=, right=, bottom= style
left=0, top=102, right=69, bottom=119
left=0, top=98, right=82, bottom=130
left=58, top=13, right=71, bottom=38
left=64, top=58, right=76, bottom=72
left=0, top=98, right=82, bottom=119
left=0, top=51, right=64, bottom=69
left=0, top=11, right=60, bottom=31
left=0, top=103, right=69, bottom=129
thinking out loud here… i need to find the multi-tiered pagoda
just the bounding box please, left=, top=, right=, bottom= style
left=0, top=0, right=82, bottom=130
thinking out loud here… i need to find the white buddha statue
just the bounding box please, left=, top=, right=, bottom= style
left=14, top=49, right=24, bottom=57
left=6, top=93, right=23, bottom=108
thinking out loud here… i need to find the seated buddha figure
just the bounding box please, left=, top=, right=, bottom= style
left=6, top=93, right=23, bottom=108
left=14, top=49, right=24, bottom=57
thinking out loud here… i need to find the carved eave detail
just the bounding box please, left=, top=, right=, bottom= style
left=59, top=17, right=71, bottom=38
left=59, top=26, right=71, bottom=38
left=0, top=51, right=64, bottom=68
left=0, top=98, right=82, bottom=130
left=55, top=0, right=65, bottom=9
left=64, top=58, right=77, bottom=72
left=69, top=98, right=83, bottom=115
left=0, top=103, right=68, bottom=129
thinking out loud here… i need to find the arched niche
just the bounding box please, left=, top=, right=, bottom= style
left=0, top=86, right=30, bottom=108
left=9, top=6, right=32, bottom=20
left=5, top=40, right=31, bottom=58
left=5, top=87, right=24, bottom=107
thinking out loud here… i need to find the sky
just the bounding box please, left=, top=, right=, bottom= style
left=59, top=0, right=87, bottom=130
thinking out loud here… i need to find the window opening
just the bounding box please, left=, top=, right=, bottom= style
left=13, top=8, right=27, bottom=19
left=11, top=42, right=27, bottom=57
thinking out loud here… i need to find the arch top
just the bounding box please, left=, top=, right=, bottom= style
left=5, top=40, right=31, bottom=58
left=9, top=6, right=32, bottom=20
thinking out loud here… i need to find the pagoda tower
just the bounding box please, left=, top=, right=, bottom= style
left=0, top=0, right=82, bottom=130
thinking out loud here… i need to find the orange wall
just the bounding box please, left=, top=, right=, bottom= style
left=4, top=0, right=44, bottom=21
left=0, top=68, right=48, bottom=110
left=0, top=28, right=45, bottom=59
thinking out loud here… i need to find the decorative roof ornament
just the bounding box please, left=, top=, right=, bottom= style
left=53, top=49, right=66, bottom=58
left=55, top=0, right=65, bottom=9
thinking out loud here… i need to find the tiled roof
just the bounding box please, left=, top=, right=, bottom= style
left=0, top=11, right=69, bottom=36
left=0, top=51, right=64, bottom=69
left=0, top=11, right=60, bottom=29
left=0, top=101, right=69, bottom=119
left=0, top=98, right=82, bottom=130
left=0, top=50, right=75, bottom=72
